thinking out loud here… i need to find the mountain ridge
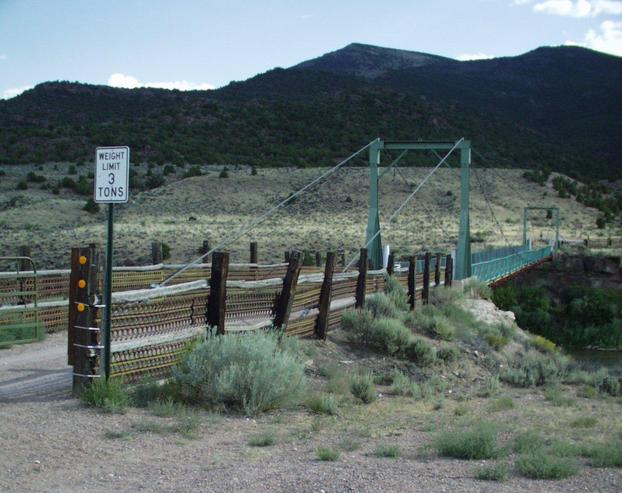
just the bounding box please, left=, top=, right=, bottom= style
left=0, top=43, right=620, bottom=179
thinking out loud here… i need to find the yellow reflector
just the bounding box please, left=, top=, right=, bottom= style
left=77, top=303, right=86, bottom=312
left=78, top=279, right=86, bottom=289
left=79, top=256, right=87, bottom=265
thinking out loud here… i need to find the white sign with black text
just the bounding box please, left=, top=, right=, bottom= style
left=94, top=146, right=130, bottom=203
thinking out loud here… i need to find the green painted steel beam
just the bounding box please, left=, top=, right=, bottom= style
left=366, top=139, right=383, bottom=269
left=523, top=206, right=560, bottom=248
left=455, top=144, right=472, bottom=280
left=382, top=141, right=463, bottom=151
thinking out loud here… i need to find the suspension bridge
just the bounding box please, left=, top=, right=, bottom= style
left=0, top=137, right=558, bottom=399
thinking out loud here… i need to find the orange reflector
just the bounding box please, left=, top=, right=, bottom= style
left=79, top=256, right=87, bottom=265
left=78, top=279, right=86, bottom=289
left=77, top=303, right=86, bottom=312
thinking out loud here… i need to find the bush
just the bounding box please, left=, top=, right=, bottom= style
left=530, top=335, right=557, bottom=353
left=183, top=166, right=202, bottom=178
left=437, top=343, right=460, bottom=363
left=513, top=431, right=545, bottom=454
left=384, top=275, right=409, bottom=311
left=83, top=198, right=100, bottom=214
left=589, top=443, right=622, bottom=467
left=16, top=180, right=27, bottom=190
left=435, top=422, right=500, bottom=460
left=477, top=375, right=502, bottom=398
left=389, top=371, right=419, bottom=397
left=487, top=396, right=514, bottom=412
left=81, top=378, right=128, bottom=413
left=500, top=350, right=569, bottom=387
left=172, top=332, right=306, bottom=415
left=463, top=278, right=492, bottom=300
left=366, top=293, right=400, bottom=319
left=411, top=307, right=455, bottom=341
left=248, top=430, right=275, bottom=447
left=404, top=337, right=436, bottom=367
left=373, top=445, right=401, bottom=458
left=27, top=171, right=46, bottom=183
left=219, top=166, right=229, bottom=178
left=350, top=373, right=376, bottom=404
left=368, top=318, right=412, bottom=355
left=307, top=394, right=339, bottom=415
left=475, top=462, right=508, bottom=481
left=317, top=447, right=339, bottom=461
left=517, top=451, right=580, bottom=479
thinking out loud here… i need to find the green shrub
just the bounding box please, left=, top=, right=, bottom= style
left=517, top=451, right=580, bottom=479
left=81, top=378, right=128, bottom=414
left=16, top=180, right=27, bottom=190
left=366, top=293, right=400, bottom=319
left=307, top=394, right=339, bottom=415
left=569, top=415, right=597, bottom=428
left=475, top=462, right=508, bottom=481
left=172, top=332, right=306, bottom=415
left=184, top=166, right=202, bottom=178
left=463, top=278, right=492, bottom=300
left=435, top=421, right=500, bottom=460
left=589, top=443, right=622, bottom=467
left=317, top=447, right=340, bottom=461
left=544, top=386, right=574, bottom=407
left=530, top=335, right=558, bottom=353
left=476, top=375, right=501, bottom=398
left=384, top=275, right=409, bottom=311
left=82, top=198, right=100, bottom=214
left=404, top=337, right=437, bottom=367
left=148, top=399, right=186, bottom=417
left=595, top=374, right=621, bottom=396
left=341, top=308, right=376, bottom=346
left=389, top=371, right=419, bottom=397
left=437, top=343, right=460, bottom=363
left=487, top=396, right=514, bottom=412
left=373, top=444, right=401, bottom=458
left=219, top=166, right=229, bottom=178
left=500, top=350, right=568, bottom=387
left=248, top=430, right=276, bottom=447
left=350, top=373, right=376, bottom=404
left=513, top=431, right=545, bottom=454
left=408, top=306, right=454, bottom=341
left=368, top=318, right=412, bottom=355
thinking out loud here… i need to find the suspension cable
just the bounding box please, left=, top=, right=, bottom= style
left=343, top=138, right=464, bottom=271
left=159, top=139, right=376, bottom=287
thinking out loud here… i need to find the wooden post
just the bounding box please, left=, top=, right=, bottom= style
left=355, top=248, right=368, bottom=309
left=284, top=251, right=290, bottom=262
left=71, top=246, right=101, bottom=394
left=315, top=251, right=322, bottom=267
left=444, top=254, right=452, bottom=287
left=434, top=253, right=442, bottom=287
left=250, top=241, right=258, bottom=264
left=151, top=241, right=163, bottom=264
left=407, top=255, right=416, bottom=311
left=18, top=245, right=31, bottom=271
left=422, top=252, right=431, bottom=304
left=316, top=252, right=335, bottom=340
left=207, top=251, right=229, bottom=335
left=273, top=250, right=302, bottom=329
left=387, top=252, right=395, bottom=275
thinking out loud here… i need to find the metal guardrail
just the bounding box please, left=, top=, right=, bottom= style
left=0, top=256, right=40, bottom=347
left=471, top=245, right=552, bottom=283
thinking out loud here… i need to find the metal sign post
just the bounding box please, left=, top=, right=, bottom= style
left=94, top=146, right=130, bottom=379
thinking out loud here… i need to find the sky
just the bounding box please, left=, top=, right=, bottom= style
left=1, top=0, right=621, bottom=99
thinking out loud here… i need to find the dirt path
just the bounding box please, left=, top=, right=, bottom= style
left=0, top=333, right=71, bottom=402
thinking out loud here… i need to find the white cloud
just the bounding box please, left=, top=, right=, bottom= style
left=456, top=52, right=495, bottom=60
left=532, top=0, right=622, bottom=18
left=513, top=0, right=534, bottom=5
left=2, top=85, right=33, bottom=99
left=107, top=73, right=215, bottom=91
left=565, top=20, right=622, bottom=54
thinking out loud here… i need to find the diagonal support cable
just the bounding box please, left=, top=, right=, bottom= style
left=160, top=140, right=376, bottom=287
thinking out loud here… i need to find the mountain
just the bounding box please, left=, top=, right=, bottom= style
left=0, top=43, right=620, bottom=179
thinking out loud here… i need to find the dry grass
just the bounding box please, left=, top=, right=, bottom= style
left=0, top=164, right=613, bottom=268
